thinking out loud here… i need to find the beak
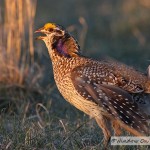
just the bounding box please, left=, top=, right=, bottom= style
left=35, top=27, right=46, bottom=40
left=35, top=36, right=45, bottom=40
left=34, top=27, right=45, bottom=33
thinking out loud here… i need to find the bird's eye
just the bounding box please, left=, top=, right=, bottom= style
left=55, top=29, right=62, bottom=35
left=48, top=28, right=53, bottom=32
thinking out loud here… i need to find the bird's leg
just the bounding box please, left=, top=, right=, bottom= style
left=112, top=120, right=122, bottom=136
left=95, top=116, right=111, bottom=147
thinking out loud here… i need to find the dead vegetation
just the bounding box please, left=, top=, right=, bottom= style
left=0, top=0, right=39, bottom=85
left=0, top=0, right=45, bottom=111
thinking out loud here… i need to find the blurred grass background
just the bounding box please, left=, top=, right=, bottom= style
left=0, top=0, right=150, bottom=149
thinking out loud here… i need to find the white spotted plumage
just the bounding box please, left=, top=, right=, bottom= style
left=36, top=22, right=150, bottom=146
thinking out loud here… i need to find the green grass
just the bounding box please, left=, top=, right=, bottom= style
left=0, top=86, right=149, bottom=149
left=0, top=100, right=149, bottom=150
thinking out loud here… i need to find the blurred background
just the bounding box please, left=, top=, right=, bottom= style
left=0, top=0, right=150, bottom=149
left=35, top=0, right=150, bottom=68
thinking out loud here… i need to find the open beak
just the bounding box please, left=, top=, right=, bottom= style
left=35, top=27, right=46, bottom=40
left=35, top=36, right=45, bottom=40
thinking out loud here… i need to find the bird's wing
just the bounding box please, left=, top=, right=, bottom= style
left=100, top=57, right=150, bottom=93
left=71, top=64, right=149, bottom=134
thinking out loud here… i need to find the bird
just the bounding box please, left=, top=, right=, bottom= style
left=35, top=23, right=150, bottom=146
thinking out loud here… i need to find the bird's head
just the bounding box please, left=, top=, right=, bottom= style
left=35, top=23, right=65, bottom=45
left=35, top=23, right=80, bottom=58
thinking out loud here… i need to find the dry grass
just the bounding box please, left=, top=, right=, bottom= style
left=0, top=0, right=45, bottom=110
left=0, top=0, right=37, bottom=85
